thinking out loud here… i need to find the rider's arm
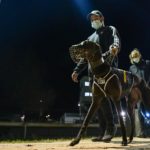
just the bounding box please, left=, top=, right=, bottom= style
left=71, top=59, right=87, bottom=83
left=73, top=58, right=87, bottom=74
left=109, top=26, right=121, bottom=53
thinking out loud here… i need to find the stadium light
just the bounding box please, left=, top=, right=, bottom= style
left=72, top=0, right=92, bottom=18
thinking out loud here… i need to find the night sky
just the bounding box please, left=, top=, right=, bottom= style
left=0, top=0, right=150, bottom=121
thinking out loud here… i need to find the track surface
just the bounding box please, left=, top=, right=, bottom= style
left=0, top=137, right=150, bottom=150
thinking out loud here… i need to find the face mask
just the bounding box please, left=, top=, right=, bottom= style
left=133, top=58, right=140, bottom=63
left=91, top=20, right=103, bottom=30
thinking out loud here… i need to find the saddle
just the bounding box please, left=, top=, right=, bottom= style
left=93, top=66, right=134, bottom=98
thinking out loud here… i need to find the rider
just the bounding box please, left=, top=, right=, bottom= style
left=71, top=10, right=121, bottom=142
left=129, top=48, right=150, bottom=137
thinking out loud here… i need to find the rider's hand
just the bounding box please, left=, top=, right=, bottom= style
left=71, top=71, right=79, bottom=83
left=109, top=44, right=119, bottom=56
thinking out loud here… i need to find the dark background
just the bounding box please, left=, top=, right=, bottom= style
left=0, top=0, right=150, bottom=121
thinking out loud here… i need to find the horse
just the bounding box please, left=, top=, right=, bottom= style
left=69, top=40, right=150, bottom=146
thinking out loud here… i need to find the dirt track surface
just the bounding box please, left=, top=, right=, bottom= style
left=0, top=137, right=150, bottom=150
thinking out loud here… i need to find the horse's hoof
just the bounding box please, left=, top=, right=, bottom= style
left=121, top=141, right=128, bottom=146
left=128, top=137, right=133, bottom=144
left=128, top=139, right=132, bottom=144
left=69, top=138, right=80, bottom=146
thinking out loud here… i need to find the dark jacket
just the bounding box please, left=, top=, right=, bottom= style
left=129, top=59, right=150, bottom=86
left=73, top=25, right=121, bottom=77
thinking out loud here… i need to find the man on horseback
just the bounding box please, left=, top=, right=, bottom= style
left=129, top=48, right=150, bottom=137
left=71, top=10, right=121, bottom=142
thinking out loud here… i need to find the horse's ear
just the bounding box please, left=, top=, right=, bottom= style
left=96, top=43, right=101, bottom=50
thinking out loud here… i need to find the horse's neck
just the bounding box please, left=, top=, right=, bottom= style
left=89, top=59, right=110, bottom=77
left=87, top=51, right=110, bottom=77
left=89, top=58, right=104, bottom=69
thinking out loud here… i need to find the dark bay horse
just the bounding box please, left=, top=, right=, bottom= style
left=69, top=40, right=150, bottom=146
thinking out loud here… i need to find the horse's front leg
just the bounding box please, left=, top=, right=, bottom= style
left=115, top=100, right=128, bottom=146
left=127, top=103, right=135, bottom=143
left=127, top=94, right=136, bottom=144
left=69, top=95, right=101, bottom=146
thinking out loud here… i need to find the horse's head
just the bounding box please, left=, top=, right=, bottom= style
left=69, top=40, right=102, bottom=63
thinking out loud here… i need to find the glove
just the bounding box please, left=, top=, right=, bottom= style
left=109, top=44, right=119, bottom=56
left=71, top=71, right=79, bottom=83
